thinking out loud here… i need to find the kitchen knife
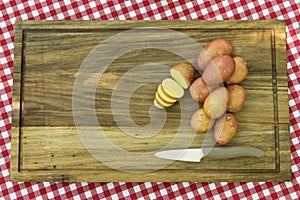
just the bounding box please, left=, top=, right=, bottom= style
left=155, top=146, right=265, bottom=162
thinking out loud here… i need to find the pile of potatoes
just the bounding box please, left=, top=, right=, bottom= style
left=154, top=38, right=248, bottom=145
left=191, top=38, right=248, bottom=144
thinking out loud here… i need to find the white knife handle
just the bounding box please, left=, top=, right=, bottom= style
left=205, top=146, right=265, bottom=159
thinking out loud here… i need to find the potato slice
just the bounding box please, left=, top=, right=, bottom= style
left=159, top=84, right=177, bottom=99
left=153, top=99, right=164, bottom=109
left=170, top=62, right=195, bottom=89
left=155, top=92, right=173, bottom=108
left=157, top=84, right=177, bottom=103
left=162, top=78, right=184, bottom=99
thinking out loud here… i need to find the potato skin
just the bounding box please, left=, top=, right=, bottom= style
left=196, top=38, right=233, bottom=71
left=189, top=77, right=218, bottom=103
left=227, top=84, right=246, bottom=113
left=214, top=113, right=238, bottom=144
left=203, top=87, right=229, bottom=119
left=226, top=56, right=248, bottom=84
left=202, top=55, right=235, bottom=86
left=190, top=108, right=215, bottom=133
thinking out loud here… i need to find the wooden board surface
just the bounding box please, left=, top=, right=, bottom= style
left=11, top=20, right=290, bottom=182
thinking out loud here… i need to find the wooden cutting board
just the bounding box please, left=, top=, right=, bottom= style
left=11, top=20, right=290, bottom=182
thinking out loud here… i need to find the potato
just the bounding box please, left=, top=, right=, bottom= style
left=196, top=38, right=233, bottom=71
left=227, top=84, right=246, bottom=112
left=170, top=62, right=195, bottom=89
left=214, top=113, right=238, bottom=144
left=202, top=55, right=235, bottom=85
left=203, top=87, right=229, bottom=119
left=189, top=77, right=219, bottom=103
left=226, top=56, right=248, bottom=84
left=190, top=108, right=215, bottom=133
left=196, top=51, right=211, bottom=71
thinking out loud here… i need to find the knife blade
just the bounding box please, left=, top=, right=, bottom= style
left=155, top=146, right=265, bottom=162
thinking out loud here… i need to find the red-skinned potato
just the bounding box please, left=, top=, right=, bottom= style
left=191, top=108, right=215, bottom=133
left=227, top=84, right=246, bottom=113
left=226, top=56, right=248, bottom=84
left=202, top=55, right=235, bottom=85
left=214, top=113, right=238, bottom=145
left=203, top=87, right=229, bottom=119
left=196, top=38, right=233, bottom=71
left=189, top=77, right=219, bottom=103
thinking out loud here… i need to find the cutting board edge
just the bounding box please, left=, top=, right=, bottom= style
left=10, top=169, right=292, bottom=182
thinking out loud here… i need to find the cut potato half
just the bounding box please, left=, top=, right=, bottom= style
left=170, top=62, right=195, bottom=89
left=155, top=92, right=174, bottom=108
left=157, top=84, right=178, bottom=103
left=162, top=78, right=184, bottom=99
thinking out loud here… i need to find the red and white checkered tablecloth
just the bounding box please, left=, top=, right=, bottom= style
left=1, top=0, right=300, bottom=199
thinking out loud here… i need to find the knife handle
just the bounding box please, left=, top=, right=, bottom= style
left=206, top=146, right=265, bottom=159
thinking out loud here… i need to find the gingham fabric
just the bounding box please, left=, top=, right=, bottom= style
left=1, top=0, right=300, bottom=199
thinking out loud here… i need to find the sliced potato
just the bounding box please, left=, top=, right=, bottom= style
left=162, top=78, right=184, bottom=99
left=159, top=84, right=177, bottom=99
left=170, top=62, right=195, bottom=89
left=155, top=92, right=174, bottom=108
left=157, top=91, right=177, bottom=104
left=153, top=99, right=164, bottom=109
left=157, top=84, right=177, bottom=103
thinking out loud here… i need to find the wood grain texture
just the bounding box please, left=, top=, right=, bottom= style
left=11, top=20, right=290, bottom=182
